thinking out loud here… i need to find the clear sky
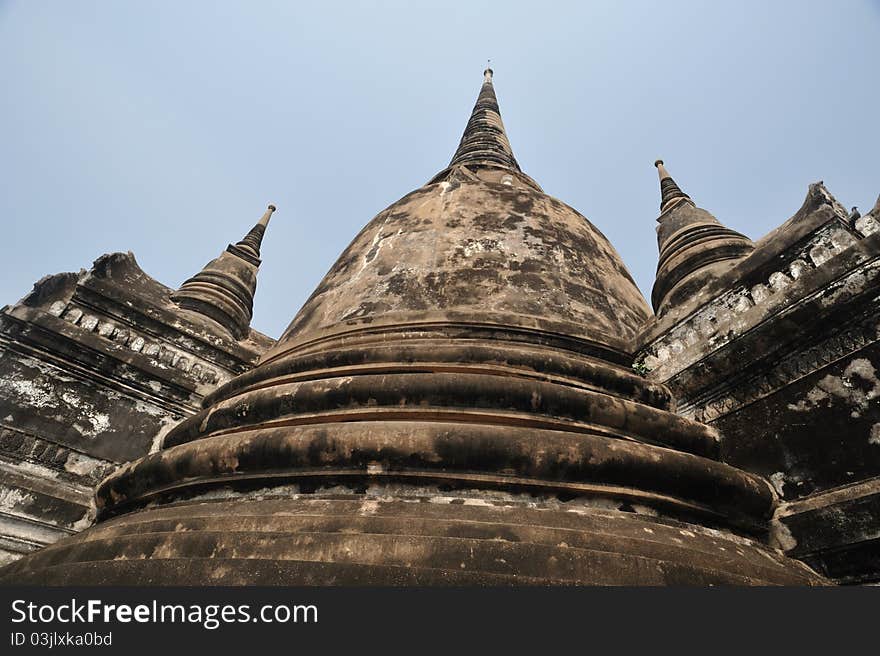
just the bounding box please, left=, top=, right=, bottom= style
left=2, top=1, right=878, bottom=339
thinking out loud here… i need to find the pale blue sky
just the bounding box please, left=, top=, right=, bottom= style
left=2, top=1, right=878, bottom=338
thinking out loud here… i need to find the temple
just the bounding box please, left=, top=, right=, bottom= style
left=1, top=70, right=877, bottom=584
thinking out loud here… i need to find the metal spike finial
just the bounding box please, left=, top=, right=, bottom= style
left=654, top=159, right=671, bottom=181
left=236, top=204, right=277, bottom=257
left=258, top=204, right=276, bottom=228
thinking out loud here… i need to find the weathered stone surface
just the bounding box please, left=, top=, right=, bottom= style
left=638, top=176, right=880, bottom=584
left=649, top=161, right=754, bottom=317
left=775, top=477, right=880, bottom=583
left=0, top=234, right=273, bottom=564
left=275, top=174, right=649, bottom=353
left=0, top=495, right=821, bottom=585
left=0, top=70, right=823, bottom=586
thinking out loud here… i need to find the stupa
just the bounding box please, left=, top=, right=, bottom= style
left=0, top=70, right=823, bottom=585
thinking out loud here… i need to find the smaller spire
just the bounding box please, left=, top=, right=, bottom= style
left=171, top=204, right=278, bottom=340
left=649, top=160, right=754, bottom=316
left=235, top=204, right=276, bottom=259
left=655, top=159, right=693, bottom=213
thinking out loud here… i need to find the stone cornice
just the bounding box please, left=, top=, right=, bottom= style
left=1, top=307, right=202, bottom=414
left=637, top=212, right=876, bottom=388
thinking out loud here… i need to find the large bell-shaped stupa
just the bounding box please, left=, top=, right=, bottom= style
left=0, top=70, right=822, bottom=585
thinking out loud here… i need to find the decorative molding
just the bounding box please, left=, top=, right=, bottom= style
left=0, top=424, right=116, bottom=488
left=53, top=301, right=224, bottom=386
left=680, top=303, right=880, bottom=421
left=638, top=221, right=867, bottom=381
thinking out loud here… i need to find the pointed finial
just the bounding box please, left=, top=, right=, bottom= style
left=447, top=63, right=519, bottom=172
left=484, top=60, right=493, bottom=81
left=172, top=204, right=277, bottom=339
left=650, top=159, right=754, bottom=314
left=236, top=204, right=277, bottom=258
left=654, top=159, right=692, bottom=213
left=655, top=159, right=671, bottom=180
left=258, top=204, right=276, bottom=228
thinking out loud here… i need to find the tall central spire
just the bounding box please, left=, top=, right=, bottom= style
left=448, top=67, right=520, bottom=171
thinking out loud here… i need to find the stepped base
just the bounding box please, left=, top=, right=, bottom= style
left=0, top=492, right=824, bottom=585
